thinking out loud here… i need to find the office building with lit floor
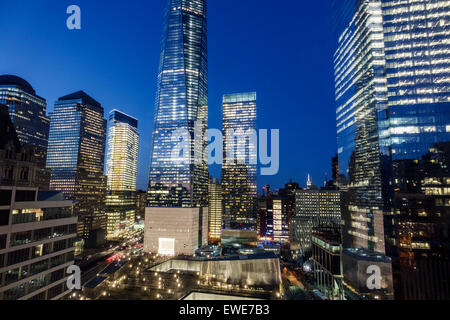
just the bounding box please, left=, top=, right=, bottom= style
left=105, top=110, right=139, bottom=239
left=0, top=75, right=51, bottom=190
left=332, top=0, right=450, bottom=299
left=290, top=189, right=341, bottom=258
left=257, top=195, right=289, bottom=243
left=145, top=0, right=209, bottom=256
left=46, top=91, right=107, bottom=248
left=221, top=92, right=257, bottom=231
left=208, top=178, right=222, bottom=245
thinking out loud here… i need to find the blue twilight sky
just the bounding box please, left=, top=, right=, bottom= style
left=0, top=0, right=337, bottom=192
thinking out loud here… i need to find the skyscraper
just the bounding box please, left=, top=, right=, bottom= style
left=144, top=0, right=209, bottom=256
left=306, top=174, right=312, bottom=190
left=46, top=91, right=107, bottom=247
left=333, top=0, right=387, bottom=253
left=221, top=92, right=257, bottom=231
left=105, top=110, right=139, bottom=239
left=381, top=0, right=450, bottom=299
left=147, top=0, right=209, bottom=209
left=0, top=75, right=51, bottom=189
left=332, top=0, right=450, bottom=299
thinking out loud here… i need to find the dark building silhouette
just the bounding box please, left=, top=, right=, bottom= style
left=311, top=224, right=345, bottom=300
left=278, top=181, right=300, bottom=222
left=135, top=190, right=147, bottom=219
left=0, top=75, right=50, bottom=190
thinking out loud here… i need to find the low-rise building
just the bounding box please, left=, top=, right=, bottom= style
left=144, top=207, right=208, bottom=256
left=343, top=248, right=394, bottom=300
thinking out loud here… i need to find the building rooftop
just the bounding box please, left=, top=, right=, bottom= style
left=109, top=109, right=138, bottom=129
left=344, top=248, right=391, bottom=263
left=0, top=75, right=36, bottom=95
left=312, top=225, right=342, bottom=244
left=59, top=90, right=101, bottom=108
left=223, top=92, right=257, bottom=103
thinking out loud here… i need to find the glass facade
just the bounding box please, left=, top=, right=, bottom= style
left=0, top=75, right=51, bottom=189
left=46, top=91, right=107, bottom=242
left=106, top=110, right=139, bottom=192
left=333, top=0, right=450, bottom=299
left=333, top=0, right=388, bottom=253
left=105, top=110, right=139, bottom=239
left=221, top=92, right=257, bottom=230
left=382, top=0, right=450, bottom=160
left=147, top=0, right=209, bottom=208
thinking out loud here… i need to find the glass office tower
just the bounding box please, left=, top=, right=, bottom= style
left=147, top=0, right=209, bottom=209
left=333, top=0, right=388, bottom=253
left=46, top=91, right=107, bottom=247
left=0, top=75, right=51, bottom=189
left=106, top=110, right=139, bottom=191
left=333, top=0, right=450, bottom=299
left=105, top=110, right=139, bottom=239
left=221, top=92, right=257, bottom=230
left=382, top=0, right=450, bottom=300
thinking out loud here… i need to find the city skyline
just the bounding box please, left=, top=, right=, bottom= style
left=0, top=0, right=449, bottom=304
left=0, top=0, right=337, bottom=192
